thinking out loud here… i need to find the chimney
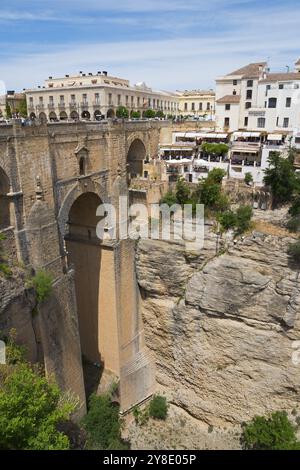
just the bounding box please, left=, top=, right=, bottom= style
left=65, top=74, right=69, bottom=77
left=103, top=71, right=108, bottom=76
left=89, top=73, right=93, bottom=76
left=49, top=76, right=53, bottom=79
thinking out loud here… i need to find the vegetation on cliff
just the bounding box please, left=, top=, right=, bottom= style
left=0, top=332, right=76, bottom=450
left=241, top=411, right=300, bottom=450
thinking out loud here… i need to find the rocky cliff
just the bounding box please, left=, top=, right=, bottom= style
left=136, top=226, right=300, bottom=427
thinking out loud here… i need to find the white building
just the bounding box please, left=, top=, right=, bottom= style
left=25, top=71, right=179, bottom=122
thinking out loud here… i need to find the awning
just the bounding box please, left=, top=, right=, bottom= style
left=234, top=131, right=261, bottom=138
left=173, top=132, right=228, bottom=139
left=267, top=133, right=283, bottom=141
left=167, top=158, right=192, bottom=164
left=160, top=147, right=194, bottom=151
left=232, top=148, right=259, bottom=154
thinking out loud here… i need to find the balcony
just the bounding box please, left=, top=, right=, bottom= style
left=69, top=102, right=77, bottom=109
left=28, top=103, right=35, bottom=110
left=81, top=101, right=89, bottom=108
left=58, top=102, right=66, bottom=109
left=36, top=104, right=44, bottom=110
left=92, top=101, right=101, bottom=107
left=48, top=103, right=55, bottom=109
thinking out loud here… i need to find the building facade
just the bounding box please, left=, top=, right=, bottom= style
left=177, top=89, right=215, bottom=119
left=0, top=91, right=25, bottom=119
left=25, top=71, right=179, bottom=122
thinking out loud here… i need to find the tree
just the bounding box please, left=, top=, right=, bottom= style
left=116, top=106, right=129, bottom=119
left=160, top=190, right=177, bottom=207
left=235, top=205, right=253, bottom=234
left=0, top=363, right=75, bottom=450
left=207, top=168, right=227, bottom=184
left=244, top=172, right=253, bottom=185
left=175, top=178, right=190, bottom=205
left=201, top=142, right=229, bottom=157
left=5, top=102, right=12, bottom=119
left=149, top=395, right=168, bottom=420
left=263, top=152, right=298, bottom=207
left=143, top=109, right=156, bottom=119
left=130, top=110, right=141, bottom=119
left=241, top=411, right=300, bottom=450
left=18, top=97, right=28, bottom=117
left=217, top=210, right=237, bottom=231
left=82, top=393, right=128, bottom=450
left=155, top=110, right=165, bottom=118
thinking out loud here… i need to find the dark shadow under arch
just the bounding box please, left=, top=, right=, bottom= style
left=127, top=138, right=146, bottom=178
left=0, top=167, right=10, bottom=229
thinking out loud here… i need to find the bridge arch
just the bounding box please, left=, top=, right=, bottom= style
left=127, top=138, right=146, bottom=178
left=0, top=167, right=11, bottom=229
left=65, top=191, right=103, bottom=366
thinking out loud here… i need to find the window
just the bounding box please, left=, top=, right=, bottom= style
left=49, top=96, right=54, bottom=104
left=79, top=157, right=85, bottom=176
left=199, top=102, right=202, bottom=111
left=207, top=102, right=210, bottom=110
left=233, top=80, right=238, bottom=85
left=268, top=97, right=277, bottom=108
left=245, top=102, right=252, bottom=109
left=265, top=84, right=271, bottom=96
left=39, top=96, right=43, bottom=103
left=244, top=117, right=248, bottom=126
left=82, top=94, right=87, bottom=104
left=246, top=90, right=252, bottom=99
left=233, top=89, right=237, bottom=96
left=131, top=96, right=134, bottom=106
left=126, top=95, right=129, bottom=105
left=279, top=84, right=284, bottom=89
left=247, top=80, right=253, bottom=87
left=29, top=97, right=33, bottom=104
left=60, top=95, right=64, bottom=104
left=224, top=117, right=230, bottom=127
left=117, top=94, right=121, bottom=105
left=286, top=97, right=291, bottom=107
left=276, top=117, right=279, bottom=127
left=257, top=117, right=265, bottom=128
left=191, top=102, right=195, bottom=111
left=225, top=104, right=231, bottom=110
left=184, top=102, right=188, bottom=111
left=108, top=93, right=112, bottom=105
left=283, top=117, right=289, bottom=128
left=94, top=93, right=99, bottom=104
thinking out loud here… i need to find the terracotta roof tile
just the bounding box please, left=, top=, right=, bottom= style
left=216, top=95, right=241, bottom=104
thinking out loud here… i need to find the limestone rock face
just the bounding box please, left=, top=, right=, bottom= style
left=136, top=230, right=300, bottom=426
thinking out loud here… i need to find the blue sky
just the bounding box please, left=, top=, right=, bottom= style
left=1, top=0, right=300, bottom=92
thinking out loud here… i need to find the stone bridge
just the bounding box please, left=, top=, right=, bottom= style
left=0, top=119, right=164, bottom=414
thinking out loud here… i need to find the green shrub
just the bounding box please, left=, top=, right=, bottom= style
left=206, top=168, right=227, bottom=184
left=288, top=240, right=300, bottom=263
left=0, top=363, right=75, bottom=450
left=241, top=411, right=300, bottom=450
left=263, top=152, right=298, bottom=207
left=130, top=110, right=141, bottom=119
left=82, top=393, right=129, bottom=450
left=155, top=110, right=165, bottom=118
left=289, top=195, right=300, bottom=217
left=235, top=205, right=253, bottom=234
left=175, top=178, right=190, bottom=205
left=160, top=190, right=178, bottom=207
left=143, top=109, right=156, bottom=119
left=244, top=172, right=253, bottom=185
left=116, top=106, right=129, bottom=119
left=201, top=143, right=229, bottom=158
left=287, top=216, right=300, bottom=233
left=28, top=270, right=53, bottom=303
left=0, top=263, right=12, bottom=278
left=149, top=395, right=168, bottom=420
left=217, top=210, right=237, bottom=231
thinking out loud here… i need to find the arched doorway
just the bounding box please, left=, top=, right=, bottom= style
left=65, top=192, right=102, bottom=366
left=39, top=112, right=47, bottom=123
left=82, top=110, right=90, bottom=120
left=94, top=110, right=101, bottom=121
left=0, top=167, right=10, bottom=229
left=107, top=108, right=115, bottom=118
left=70, top=111, right=79, bottom=121
left=49, top=112, right=57, bottom=122
left=29, top=112, right=36, bottom=120
left=60, top=111, right=68, bottom=121
left=127, top=139, right=146, bottom=178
